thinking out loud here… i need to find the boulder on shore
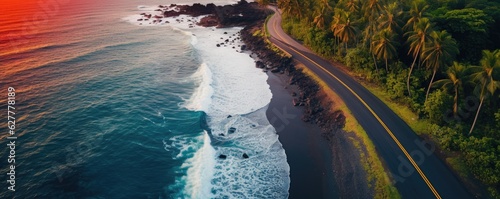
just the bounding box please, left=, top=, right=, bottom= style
left=255, top=61, right=265, bottom=68
left=198, top=15, right=219, bottom=27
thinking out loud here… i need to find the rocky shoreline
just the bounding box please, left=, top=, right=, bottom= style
left=144, top=1, right=361, bottom=198
left=238, top=17, right=373, bottom=198
left=239, top=24, right=346, bottom=135
left=144, top=0, right=346, bottom=134
left=138, top=0, right=271, bottom=27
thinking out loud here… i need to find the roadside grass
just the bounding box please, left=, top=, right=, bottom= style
left=253, top=26, right=289, bottom=58
left=264, top=14, right=272, bottom=36
left=261, top=14, right=292, bottom=57
left=275, top=14, right=430, bottom=136
left=258, top=18, right=399, bottom=198
left=297, top=63, right=401, bottom=199
left=446, top=156, right=471, bottom=180
left=275, top=14, right=491, bottom=198
left=352, top=74, right=473, bottom=184
left=358, top=82, right=430, bottom=135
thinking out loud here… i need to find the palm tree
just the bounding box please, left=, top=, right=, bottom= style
left=377, top=2, right=403, bottom=33
left=371, top=29, right=398, bottom=72
left=363, top=0, right=383, bottom=21
left=422, top=30, right=459, bottom=102
left=331, top=9, right=359, bottom=51
left=345, top=0, right=360, bottom=14
left=278, top=0, right=301, bottom=18
left=313, top=9, right=326, bottom=29
left=331, top=9, right=343, bottom=51
left=361, top=0, right=384, bottom=72
left=291, top=0, right=303, bottom=19
left=468, top=50, right=500, bottom=134
left=313, top=0, right=332, bottom=29
left=361, top=20, right=380, bottom=72
left=277, top=0, right=292, bottom=15
left=405, top=18, right=432, bottom=96
left=433, top=62, right=466, bottom=116
left=403, top=0, right=429, bottom=31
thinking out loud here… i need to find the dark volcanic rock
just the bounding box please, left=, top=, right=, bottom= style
left=255, top=61, right=265, bottom=68
left=198, top=15, right=219, bottom=27
left=158, top=1, right=271, bottom=28
left=146, top=0, right=345, bottom=134
left=163, top=3, right=215, bottom=18
left=239, top=18, right=345, bottom=134
left=271, top=68, right=280, bottom=73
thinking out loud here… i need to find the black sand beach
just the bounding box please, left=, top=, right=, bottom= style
left=266, top=72, right=339, bottom=199
left=144, top=1, right=373, bottom=197
left=266, top=70, right=373, bottom=199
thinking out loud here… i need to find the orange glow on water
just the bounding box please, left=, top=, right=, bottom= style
left=0, top=0, right=78, bottom=78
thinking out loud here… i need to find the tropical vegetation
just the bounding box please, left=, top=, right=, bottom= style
left=259, top=0, right=500, bottom=197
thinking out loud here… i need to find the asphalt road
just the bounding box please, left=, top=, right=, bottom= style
left=266, top=7, right=474, bottom=199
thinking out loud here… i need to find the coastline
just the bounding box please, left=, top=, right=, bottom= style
left=239, top=13, right=377, bottom=197
left=264, top=55, right=374, bottom=199
left=126, top=2, right=290, bottom=198
left=127, top=1, right=376, bottom=197
left=266, top=72, right=339, bottom=198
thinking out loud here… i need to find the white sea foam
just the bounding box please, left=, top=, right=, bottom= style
left=125, top=3, right=289, bottom=198
left=165, top=132, right=215, bottom=198
left=164, top=134, right=200, bottom=160
left=191, top=25, right=289, bottom=197
left=184, top=63, right=213, bottom=112
left=182, top=131, right=216, bottom=198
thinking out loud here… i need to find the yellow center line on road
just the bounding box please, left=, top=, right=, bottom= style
left=269, top=14, right=442, bottom=199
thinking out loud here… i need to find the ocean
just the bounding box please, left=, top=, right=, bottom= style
left=0, top=0, right=290, bottom=198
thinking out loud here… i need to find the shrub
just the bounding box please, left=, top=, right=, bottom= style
left=428, top=124, right=463, bottom=150
left=345, top=47, right=375, bottom=71
left=459, top=136, right=500, bottom=186
left=385, top=71, right=407, bottom=100
left=424, top=90, right=454, bottom=123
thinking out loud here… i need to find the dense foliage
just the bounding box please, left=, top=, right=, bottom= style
left=266, top=0, right=500, bottom=197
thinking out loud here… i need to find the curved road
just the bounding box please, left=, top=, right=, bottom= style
left=266, top=7, right=473, bottom=199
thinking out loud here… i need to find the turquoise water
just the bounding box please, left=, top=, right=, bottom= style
left=0, top=0, right=289, bottom=198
